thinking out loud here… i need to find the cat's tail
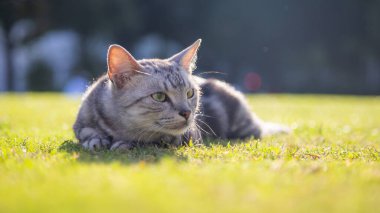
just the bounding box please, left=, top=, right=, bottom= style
left=261, top=121, right=291, bottom=137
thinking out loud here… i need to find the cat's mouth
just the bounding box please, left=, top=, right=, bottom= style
left=165, top=121, right=188, bottom=130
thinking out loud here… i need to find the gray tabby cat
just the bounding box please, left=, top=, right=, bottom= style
left=73, top=39, right=288, bottom=151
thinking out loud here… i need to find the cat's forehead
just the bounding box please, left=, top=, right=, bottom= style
left=138, top=59, right=192, bottom=89
left=139, top=59, right=179, bottom=74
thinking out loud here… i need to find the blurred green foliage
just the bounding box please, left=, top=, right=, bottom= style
left=1, top=0, right=380, bottom=93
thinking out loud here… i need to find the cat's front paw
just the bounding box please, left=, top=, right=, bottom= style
left=82, top=137, right=111, bottom=151
left=110, top=141, right=136, bottom=152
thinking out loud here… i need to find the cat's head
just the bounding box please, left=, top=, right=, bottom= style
left=107, top=39, right=201, bottom=138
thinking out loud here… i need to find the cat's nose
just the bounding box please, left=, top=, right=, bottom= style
left=179, top=110, right=191, bottom=120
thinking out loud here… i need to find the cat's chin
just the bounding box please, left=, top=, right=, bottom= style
left=160, top=126, right=190, bottom=136
left=155, top=120, right=192, bottom=136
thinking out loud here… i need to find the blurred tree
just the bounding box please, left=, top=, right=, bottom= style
left=27, top=60, right=54, bottom=91
left=49, top=0, right=143, bottom=76
left=1, top=0, right=380, bottom=93
left=0, top=0, right=49, bottom=91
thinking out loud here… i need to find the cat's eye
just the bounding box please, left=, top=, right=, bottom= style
left=151, top=92, right=167, bottom=102
left=187, top=89, right=195, bottom=99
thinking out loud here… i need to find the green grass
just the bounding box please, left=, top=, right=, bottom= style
left=1, top=93, right=380, bottom=213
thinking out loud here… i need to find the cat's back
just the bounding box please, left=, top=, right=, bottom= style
left=82, top=75, right=109, bottom=103
left=195, top=77, right=262, bottom=139
left=73, top=75, right=110, bottom=132
left=195, top=77, right=247, bottom=111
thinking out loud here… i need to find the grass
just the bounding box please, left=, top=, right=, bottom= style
left=0, top=93, right=379, bottom=213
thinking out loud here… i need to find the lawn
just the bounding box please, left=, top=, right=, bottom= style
left=0, top=93, right=379, bottom=213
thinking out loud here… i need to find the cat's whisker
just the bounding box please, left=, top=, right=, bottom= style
left=195, top=113, right=216, bottom=119
left=135, top=128, right=149, bottom=142
left=195, top=118, right=217, bottom=136
left=146, top=124, right=164, bottom=142
left=138, top=127, right=157, bottom=142
left=182, top=132, right=189, bottom=142
left=195, top=71, right=227, bottom=76
left=125, top=123, right=156, bottom=142
left=134, top=123, right=156, bottom=142
left=194, top=121, right=215, bottom=137
left=195, top=123, right=212, bottom=136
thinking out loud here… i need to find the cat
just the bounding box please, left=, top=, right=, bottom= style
left=73, top=39, right=289, bottom=151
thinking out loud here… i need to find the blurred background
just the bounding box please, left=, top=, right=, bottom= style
left=0, top=0, right=379, bottom=94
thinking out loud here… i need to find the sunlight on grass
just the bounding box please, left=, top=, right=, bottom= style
left=1, top=93, right=379, bottom=213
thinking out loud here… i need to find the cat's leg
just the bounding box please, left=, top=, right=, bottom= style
left=227, top=107, right=263, bottom=140
left=160, top=135, right=182, bottom=147
left=76, top=127, right=111, bottom=151
left=232, top=118, right=262, bottom=139
left=261, top=122, right=291, bottom=136
left=179, top=129, right=203, bottom=146
left=157, top=134, right=200, bottom=147
left=230, top=113, right=290, bottom=139
left=110, top=140, right=136, bottom=152
left=109, top=136, right=183, bottom=151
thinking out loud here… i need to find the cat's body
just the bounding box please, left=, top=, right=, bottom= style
left=73, top=39, right=288, bottom=151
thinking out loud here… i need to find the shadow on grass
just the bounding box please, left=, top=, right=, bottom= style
left=202, top=137, right=259, bottom=147
left=58, top=137, right=259, bottom=165
left=58, top=140, right=188, bottom=165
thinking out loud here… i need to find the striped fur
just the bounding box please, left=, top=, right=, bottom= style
left=73, top=40, right=288, bottom=151
left=197, top=78, right=267, bottom=140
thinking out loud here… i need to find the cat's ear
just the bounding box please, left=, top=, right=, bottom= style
left=169, top=39, right=202, bottom=73
left=107, top=44, right=141, bottom=89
